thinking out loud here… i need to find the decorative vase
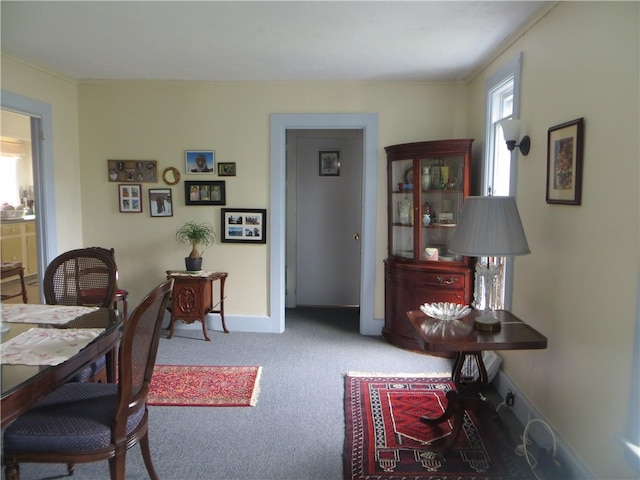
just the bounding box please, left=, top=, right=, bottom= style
left=422, top=213, right=431, bottom=226
left=185, top=257, right=203, bottom=272
left=421, top=167, right=431, bottom=191
left=398, top=199, right=411, bottom=225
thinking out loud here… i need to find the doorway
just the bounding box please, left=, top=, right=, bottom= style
left=270, top=113, right=379, bottom=335
left=286, top=129, right=363, bottom=308
left=1, top=90, right=58, bottom=289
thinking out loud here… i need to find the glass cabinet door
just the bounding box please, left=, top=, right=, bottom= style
left=390, top=158, right=414, bottom=258
left=418, top=154, right=465, bottom=262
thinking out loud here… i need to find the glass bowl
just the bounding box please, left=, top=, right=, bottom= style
left=419, top=302, right=472, bottom=321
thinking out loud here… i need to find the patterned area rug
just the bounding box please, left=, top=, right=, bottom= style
left=148, top=365, right=262, bottom=407
left=344, top=374, right=534, bottom=480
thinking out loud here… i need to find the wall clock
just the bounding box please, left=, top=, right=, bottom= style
left=162, top=167, right=180, bottom=186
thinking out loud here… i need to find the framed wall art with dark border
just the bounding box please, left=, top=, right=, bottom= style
left=319, top=150, right=340, bottom=176
left=185, top=150, right=215, bottom=173
left=546, top=117, right=584, bottom=205
left=221, top=208, right=267, bottom=244
left=184, top=181, right=226, bottom=205
left=118, top=184, right=142, bottom=213
left=218, top=162, right=237, bottom=176
left=149, top=188, right=173, bottom=217
left=108, top=160, right=157, bottom=183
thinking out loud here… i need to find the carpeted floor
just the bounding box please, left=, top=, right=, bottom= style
left=148, top=365, right=262, bottom=406
left=344, top=374, right=535, bottom=480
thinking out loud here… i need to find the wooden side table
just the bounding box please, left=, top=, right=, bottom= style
left=407, top=309, right=547, bottom=456
left=165, top=271, right=228, bottom=341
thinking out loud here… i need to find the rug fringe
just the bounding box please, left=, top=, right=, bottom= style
left=249, top=366, right=263, bottom=406
left=344, top=371, right=450, bottom=378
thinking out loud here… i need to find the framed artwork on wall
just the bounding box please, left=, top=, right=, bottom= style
left=118, top=184, right=142, bottom=213
left=149, top=188, right=173, bottom=217
left=319, top=150, right=340, bottom=176
left=185, top=150, right=215, bottom=173
left=546, top=117, right=584, bottom=205
left=218, top=162, right=236, bottom=176
left=221, top=208, right=267, bottom=244
left=184, top=181, right=226, bottom=205
left=108, top=160, right=157, bottom=183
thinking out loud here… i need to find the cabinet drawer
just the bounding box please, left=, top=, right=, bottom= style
left=421, top=272, right=466, bottom=288
left=1, top=224, right=25, bottom=237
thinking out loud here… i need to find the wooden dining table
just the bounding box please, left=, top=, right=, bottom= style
left=1, top=306, right=122, bottom=427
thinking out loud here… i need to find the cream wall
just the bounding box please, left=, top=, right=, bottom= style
left=1, top=56, right=84, bottom=254
left=76, top=81, right=464, bottom=312
left=467, top=3, right=639, bottom=478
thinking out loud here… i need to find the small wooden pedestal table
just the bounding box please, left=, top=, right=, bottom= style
left=165, top=271, right=229, bottom=341
left=407, top=309, right=547, bottom=456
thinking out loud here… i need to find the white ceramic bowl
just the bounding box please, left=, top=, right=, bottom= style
left=419, top=302, right=472, bottom=321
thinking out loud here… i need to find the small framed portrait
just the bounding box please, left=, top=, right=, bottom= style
left=221, top=208, right=267, bottom=244
left=185, top=150, right=215, bottom=173
left=218, top=162, right=237, bottom=176
left=319, top=150, right=340, bottom=176
left=118, top=184, right=142, bottom=213
left=149, top=188, right=173, bottom=217
left=546, top=117, right=584, bottom=205
left=108, top=160, right=157, bottom=183
left=184, top=181, right=226, bottom=205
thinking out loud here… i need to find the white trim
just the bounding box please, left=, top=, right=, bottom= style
left=270, top=113, right=380, bottom=335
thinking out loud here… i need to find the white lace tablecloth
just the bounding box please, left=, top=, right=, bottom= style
left=1, top=304, right=99, bottom=325
left=0, top=327, right=104, bottom=366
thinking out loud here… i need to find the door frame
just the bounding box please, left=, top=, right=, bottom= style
left=270, top=113, right=379, bottom=335
left=1, top=90, right=57, bottom=291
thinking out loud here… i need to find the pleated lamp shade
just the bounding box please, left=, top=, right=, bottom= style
left=449, top=196, right=530, bottom=257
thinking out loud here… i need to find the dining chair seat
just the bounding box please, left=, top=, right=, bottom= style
left=3, top=383, right=145, bottom=453
left=69, top=356, right=107, bottom=383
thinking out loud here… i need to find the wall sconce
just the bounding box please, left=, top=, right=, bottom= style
left=498, top=119, right=530, bottom=156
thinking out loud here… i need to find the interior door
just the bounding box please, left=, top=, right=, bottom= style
left=293, top=132, right=363, bottom=306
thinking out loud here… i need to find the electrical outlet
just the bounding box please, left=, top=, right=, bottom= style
left=506, top=390, right=515, bottom=406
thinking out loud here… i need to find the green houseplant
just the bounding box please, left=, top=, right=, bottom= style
left=175, top=221, right=216, bottom=271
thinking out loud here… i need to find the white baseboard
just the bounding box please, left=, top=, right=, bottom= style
left=166, top=312, right=281, bottom=334
left=493, top=369, right=594, bottom=479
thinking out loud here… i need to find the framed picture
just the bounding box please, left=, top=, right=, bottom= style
left=319, top=150, right=340, bottom=176
left=149, top=188, right=173, bottom=217
left=218, top=162, right=236, bottom=176
left=108, top=160, right=157, bottom=183
left=184, top=181, right=226, bottom=205
left=221, top=208, right=267, bottom=244
left=185, top=150, right=215, bottom=173
left=118, top=184, right=142, bottom=213
left=546, top=118, right=584, bottom=205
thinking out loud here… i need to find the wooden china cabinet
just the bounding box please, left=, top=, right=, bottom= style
left=383, top=139, right=474, bottom=352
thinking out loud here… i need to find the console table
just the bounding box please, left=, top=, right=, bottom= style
left=407, top=309, right=547, bottom=456
left=165, top=271, right=228, bottom=341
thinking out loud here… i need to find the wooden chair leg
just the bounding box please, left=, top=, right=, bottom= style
left=4, top=458, right=19, bottom=480
left=140, top=432, right=159, bottom=480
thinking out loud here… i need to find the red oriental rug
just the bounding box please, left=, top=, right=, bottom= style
left=344, top=374, right=534, bottom=480
left=148, top=365, right=262, bottom=407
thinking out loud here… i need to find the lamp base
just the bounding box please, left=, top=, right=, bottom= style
left=473, top=313, right=501, bottom=332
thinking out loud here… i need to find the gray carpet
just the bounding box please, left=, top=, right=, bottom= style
left=8, top=307, right=455, bottom=480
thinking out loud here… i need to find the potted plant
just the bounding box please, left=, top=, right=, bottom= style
left=175, top=221, right=216, bottom=271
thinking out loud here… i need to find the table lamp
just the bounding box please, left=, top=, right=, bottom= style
left=448, top=196, right=530, bottom=331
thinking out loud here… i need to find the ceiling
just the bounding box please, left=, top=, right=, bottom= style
left=1, top=1, right=552, bottom=82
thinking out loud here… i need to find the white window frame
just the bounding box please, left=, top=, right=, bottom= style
left=482, top=53, right=523, bottom=311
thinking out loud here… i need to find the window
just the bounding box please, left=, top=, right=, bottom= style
left=482, top=53, right=523, bottom=310
left=0, top=156, right=20, bottom=206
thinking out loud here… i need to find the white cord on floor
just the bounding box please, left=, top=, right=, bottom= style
left=515, top=417, right=558, bottom=480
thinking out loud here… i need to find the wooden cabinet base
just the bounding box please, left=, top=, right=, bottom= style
left=383, top=259, right=471, bottom=357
